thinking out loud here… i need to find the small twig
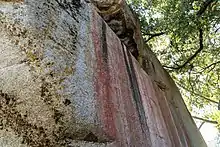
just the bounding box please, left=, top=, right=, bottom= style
left=188, top=68, right=194, bottom=92
left=176, top=82, right=219, bottom=104
left=197, top=0, right=217, bottom=16
left=198, top=121, right=205, bottom=130
left=198, top=61, right=220, bottom=73
left=215, top=27, right=220, bottom=33
left=192, top=116, right=218, bottom=124
left=144, top=32, right=166, bottom=42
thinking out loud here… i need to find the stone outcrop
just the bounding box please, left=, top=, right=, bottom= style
left=0, top=0, right=207, bottom=147
left=90, top=0, right=142, bottom=59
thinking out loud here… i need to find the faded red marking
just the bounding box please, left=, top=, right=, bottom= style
left=91, top=10, right=149, bottom=146
left=90, top=7, right=195, bottom=147
left=91, top=11, right=116, bottom=139
left=169, top=103, right=191, bottom=146
left=133, top=59, right=172, bottom=147
left=154, top=86, right=183, bottom=147
left=107, top=34, right=146, bottom=146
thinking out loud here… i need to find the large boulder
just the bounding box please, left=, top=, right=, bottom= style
left=0, top=0, right=207, bottom=147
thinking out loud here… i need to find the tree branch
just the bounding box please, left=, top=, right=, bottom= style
left=164, top=29, right=204, bottom=70
left=215, top=27, right=220, bottom=33
left=176, top=82, right=219, bottom=104
left=164, top=0, right=217, bottom=70
left=144, top=32, right=166, bottom=42
left=164, top=0, right=216, bottom=70
left=188, top=69, right=194, bottom=92
left=198, top=121, right=205, bottom=130
left=199, top=61, right=220, bottom=73
left=197, top=0, right=217, bottom=16
left=144, top=32, right=166, bottom=36
left=192, top=116, right=218, bottom=124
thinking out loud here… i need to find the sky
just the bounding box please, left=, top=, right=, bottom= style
left=195, top=120, right=219, bottom=147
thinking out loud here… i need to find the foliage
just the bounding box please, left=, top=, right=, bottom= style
left=127, top=0, right=220, bottom=127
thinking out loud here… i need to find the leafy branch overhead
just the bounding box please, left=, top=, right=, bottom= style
left=127, top=0, right=220, bottom=128
left=163, top=28, right=204, bottom=70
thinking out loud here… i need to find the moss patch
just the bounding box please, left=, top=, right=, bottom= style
left=0, top=90, right=56, bottom=147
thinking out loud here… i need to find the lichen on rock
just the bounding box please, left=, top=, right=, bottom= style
left=0, top=0, right=106, bottom=146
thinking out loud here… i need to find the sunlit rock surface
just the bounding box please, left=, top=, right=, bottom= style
left=0, top=0, right=207, bottom=147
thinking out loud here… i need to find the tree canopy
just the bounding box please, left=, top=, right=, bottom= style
left=127, top=0, right=220, bottom=129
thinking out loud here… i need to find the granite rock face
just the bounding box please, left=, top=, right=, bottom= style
left=0, top=0, right=207, bottom=147
left=0, top=0, right=102, bottom=146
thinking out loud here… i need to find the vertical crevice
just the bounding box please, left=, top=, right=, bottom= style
left=101, top=21, right=108, bottom=64
left=121, top=43, right=152, bottom=146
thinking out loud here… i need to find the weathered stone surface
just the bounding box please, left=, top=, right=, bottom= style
left=91, top=1, right=207, bottom=146
left=0, top=0, right=101, bottom=146
left=0, top=0, right=207, bottom=147
left=90, top=0, right=142, bottom=59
